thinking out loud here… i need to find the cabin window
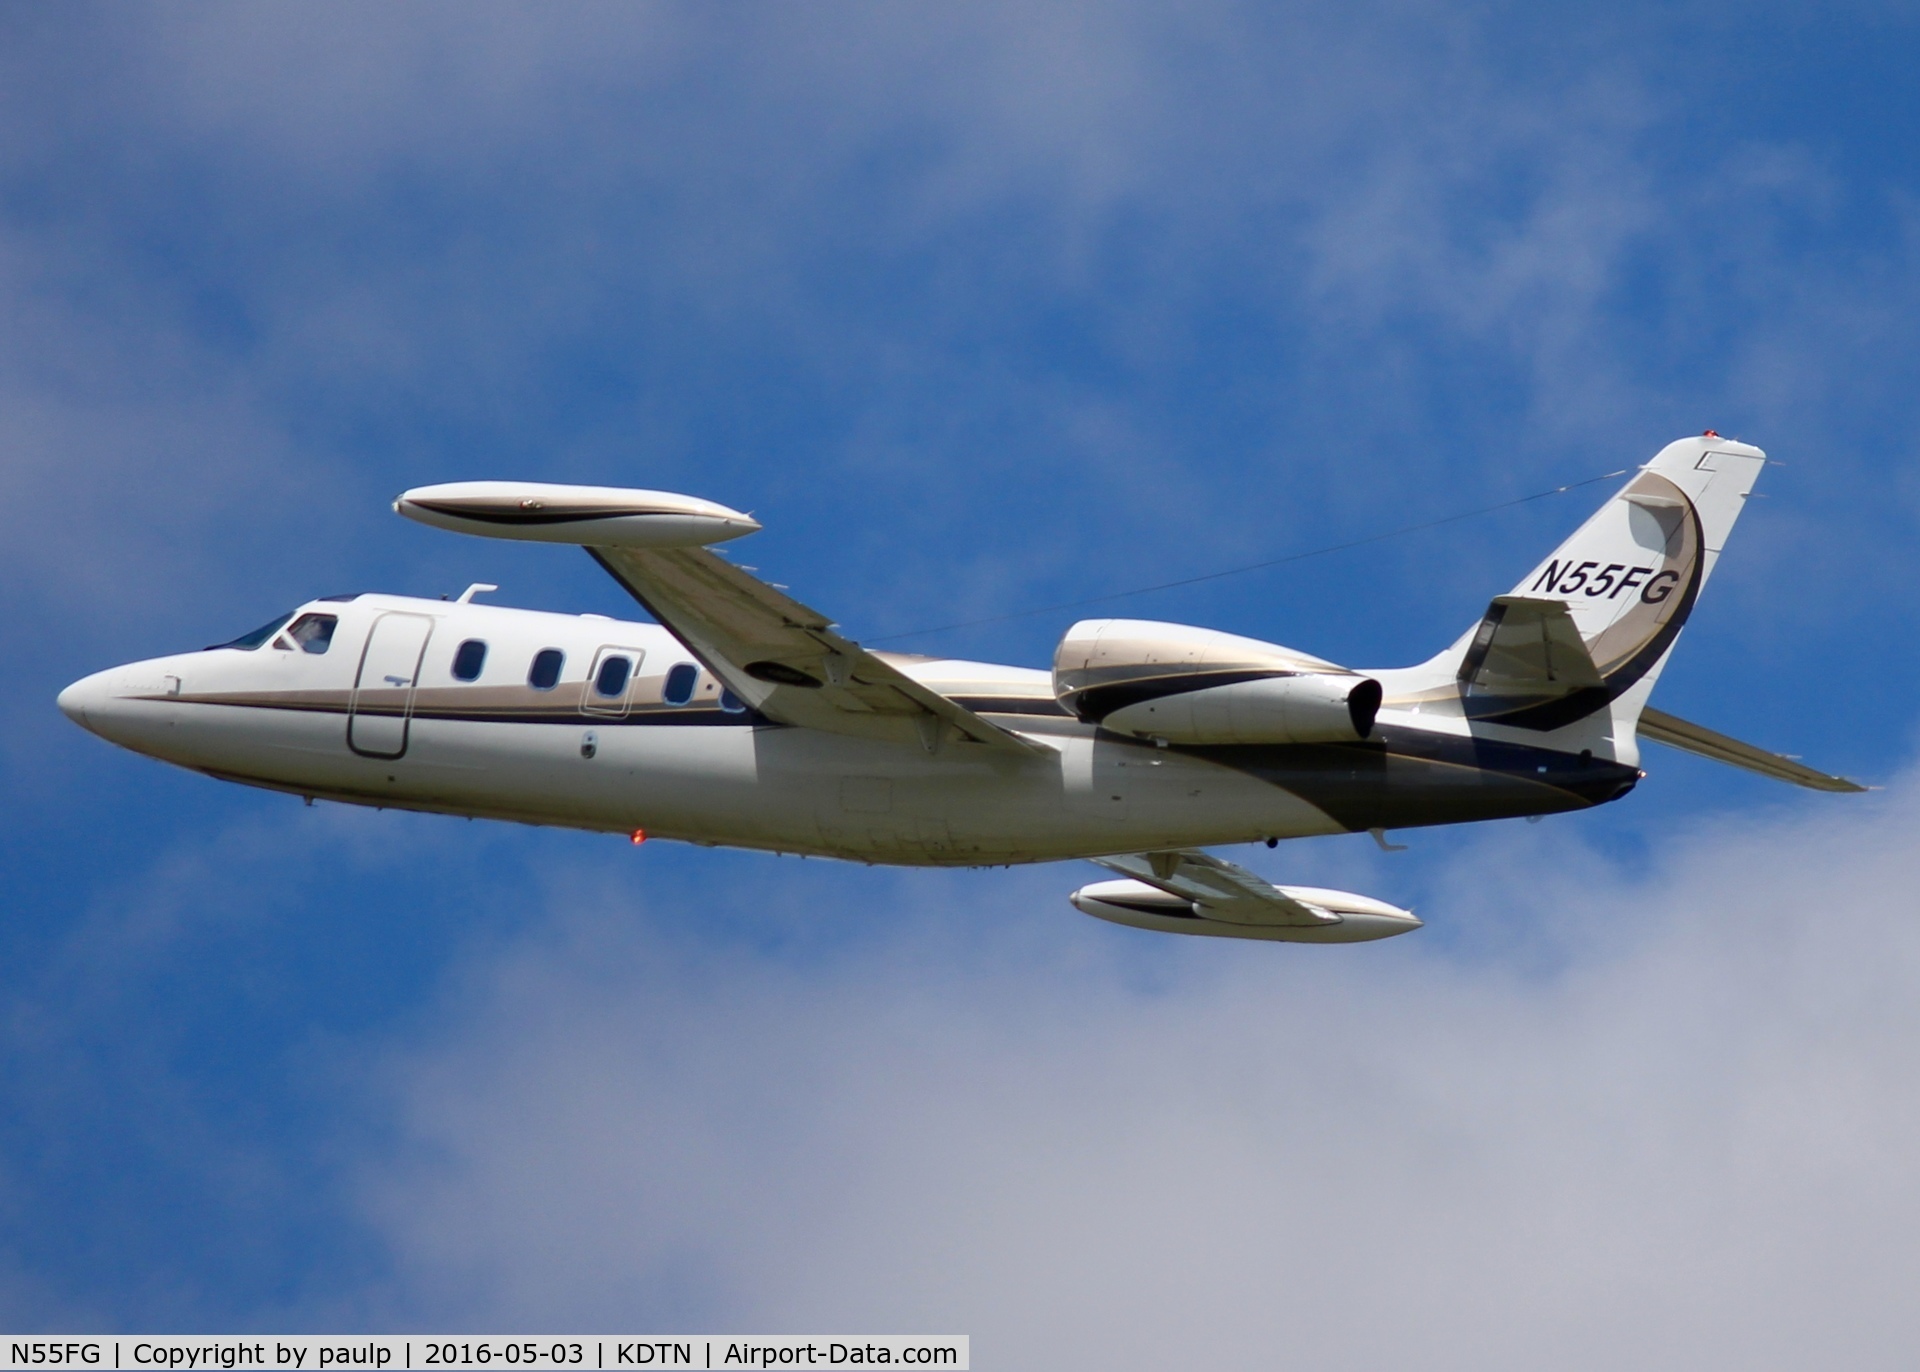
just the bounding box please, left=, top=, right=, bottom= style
left=719, top=687, right=746, bottom=714
left=207, top=612, right=292, bottom=652
left=594, top=655, right=632, bottom=698
left=663, top=663, right=699, bottom=706
left=529, top=649, right=564, bottom=691
left=452, top=639, right=487, bottom=681
left=286, top=613, right=338, bottom=654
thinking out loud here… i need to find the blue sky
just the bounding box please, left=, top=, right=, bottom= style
left=7, top=2, right=1920, bottom=1363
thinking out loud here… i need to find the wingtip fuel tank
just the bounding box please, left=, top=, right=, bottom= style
left=394, top=481, right=761, bottom=548
left=1071, top=878, right=1422, bottom=943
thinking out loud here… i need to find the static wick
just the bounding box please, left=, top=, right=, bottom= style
left=630, top=828, right=648, bottom=845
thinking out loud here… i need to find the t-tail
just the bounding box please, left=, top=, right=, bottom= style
left=1401, top=433, right=1732, bottom=750
left=1469, top=432, right=1765, bottom=730
left=1396, top=433, right=1861, bottom=790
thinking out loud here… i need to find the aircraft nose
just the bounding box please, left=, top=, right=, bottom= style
left=57, top=661, right=189, bottom=758
left=57, top=671, right=107, bottom=732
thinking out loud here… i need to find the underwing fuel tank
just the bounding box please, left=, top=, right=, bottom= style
left=395, top=481, right=761, bottom=548
left=1052, top=618, right=1382, bottom=745
left=1071, top=879, right=1421, bottom=943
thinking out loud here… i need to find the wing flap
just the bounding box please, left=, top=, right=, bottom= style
left=1638, top=707, right=1866, bottom=793
left=591, top=546, right=1045, bottom=755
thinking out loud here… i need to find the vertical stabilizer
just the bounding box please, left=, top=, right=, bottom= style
left=1435, top=434, right=1766, bottom=744
left=1510, top=433, right=1764, bottom=634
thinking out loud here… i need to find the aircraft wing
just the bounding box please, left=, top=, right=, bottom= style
left=589, top=546, right=1046, bottom=755
left=1092, top=850, right=1341, bottom=927
left=1638, top=707, right=1866, bottom=793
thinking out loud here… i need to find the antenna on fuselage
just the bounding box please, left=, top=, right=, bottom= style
left=455, top=583, right=499, bottom=604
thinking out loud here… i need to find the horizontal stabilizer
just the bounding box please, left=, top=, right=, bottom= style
left=1459, top=595, right=1605, bottom=695
left=1639, top=707, right=1866, bottom=793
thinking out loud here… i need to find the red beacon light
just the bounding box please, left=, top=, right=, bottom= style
left=1702, top=429, right=1720, bottom=438
left=630, top=828, right=648, bottom=845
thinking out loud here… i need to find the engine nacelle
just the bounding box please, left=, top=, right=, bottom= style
left=1052, top=618, right=1380, bottom=745
left=1101, top=673, right=1381, bottom=745
left=1071, top=879, right=1421, bottom=943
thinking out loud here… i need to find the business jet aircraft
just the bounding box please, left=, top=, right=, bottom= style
left=58, top=433, right=1859, bottom=944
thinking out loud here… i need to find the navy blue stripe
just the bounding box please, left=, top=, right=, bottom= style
left=411, top=501, right=681, bottom=527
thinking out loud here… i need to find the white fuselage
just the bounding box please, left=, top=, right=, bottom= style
left=60, top=593, right=1375, bottom=865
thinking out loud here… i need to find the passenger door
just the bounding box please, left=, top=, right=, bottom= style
left=349, top=612, right=434, bottom=758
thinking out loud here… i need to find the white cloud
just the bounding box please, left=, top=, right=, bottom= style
left=8, top=0, right=1912, bottom=651
left=356, top=780, right=1920, bottom=1368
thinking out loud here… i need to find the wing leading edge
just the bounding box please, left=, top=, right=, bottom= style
left=590, top=546, right=1046, bottom=756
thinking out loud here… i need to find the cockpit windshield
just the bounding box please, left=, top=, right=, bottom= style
left=206, top=611, right=294, bottom=652
left=283, top=613, right=338, bottom=654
